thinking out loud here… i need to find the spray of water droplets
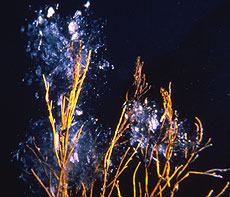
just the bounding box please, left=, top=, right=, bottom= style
left=124, top=97, right=200, bottom=165
left=13, top=4, right=115, bottom=194
left=24, top=3, right=111, bottom=111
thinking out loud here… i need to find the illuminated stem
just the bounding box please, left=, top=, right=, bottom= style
left=31, top=169, right=53, bottom=197
left=102, top=105, right=127, bottom=196
left=43, top=75, right=62, bottom=168
left=216, top=181, right=230, bottom=197
left=133, top=162, right=141, bottom=197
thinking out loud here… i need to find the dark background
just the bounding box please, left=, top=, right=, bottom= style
left=4, top=0, right=230, bottom=196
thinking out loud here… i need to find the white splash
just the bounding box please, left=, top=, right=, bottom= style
left=149, top=115, right=159, bottom=132
left=70, top=151, right=79, bottom=163
left=47, top=7, right=55, bottom=18
left=84, top=1, right=90, bottom=9
left=68, top=21, right=78, bottom=35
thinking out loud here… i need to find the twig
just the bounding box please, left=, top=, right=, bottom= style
left=31, top=169, right=53, bottom=197
left=133, top=162, right=141, bottom=197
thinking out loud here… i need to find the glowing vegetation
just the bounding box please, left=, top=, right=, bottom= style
left=125, top=58, right=229, bottom=197
left=27, top=47, right=229, bottom=196
left=14, top=4, right=229, bottom=196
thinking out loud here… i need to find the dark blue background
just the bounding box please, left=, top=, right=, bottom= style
left=4, top=0, right=230, bottom=196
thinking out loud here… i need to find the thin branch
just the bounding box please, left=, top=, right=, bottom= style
left=133, top=162, right=141, bottom=197
left=31, top=169, right=53, bottom=197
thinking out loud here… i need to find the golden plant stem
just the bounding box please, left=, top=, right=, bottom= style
left=105, top=135, right=143, bottom=197
left=82, top=183, right=87, bottom=197
left=107, top=147, right=130, bottom=196
left=63, top=50, right=92, bottom=164
left=138, top=182, right=142, bottom=197
left=102, top=105, right=127, bottom=196
left=156, top=165, right=183, bottom=196
left=113, top=136, right=143, bottom=182
left=43, top=75, right=62, bottom=168
left=108, top=136, right=144, bottom=197
left=115, top=180, right=122, bottom=197
left=145, top=165, right=149, bottom=197
left=133, top=162, right=141, bottom=197
left=215, top=181, right=230, bottom=197
left=31, top=169, right=53, bottom=197
left=206, top=190, right=214, bottom=197
left=56, top=167, right=64, bottom=197
left=39, top=47, right=92, bottom=197
left=90, top=181, right=94, bottom=197
left=64, top=124, right=83, bottom=167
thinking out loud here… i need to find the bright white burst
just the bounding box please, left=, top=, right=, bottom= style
left=47, top=7, right=55, bottom=18
left=84, top=1, right=90, bottom=8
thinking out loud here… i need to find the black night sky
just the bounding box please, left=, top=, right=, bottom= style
left=4, top=0, right=230, bottom=196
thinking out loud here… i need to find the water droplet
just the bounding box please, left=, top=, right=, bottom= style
left=35, top=92, right=39, bottom=99
left=35, top=66, right=42, bottom=76
left=84, top=1, right=90, bottom=8
left=47, top=7, right=55, bottom=18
